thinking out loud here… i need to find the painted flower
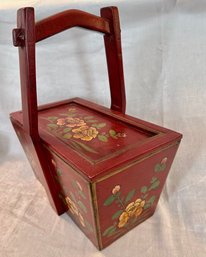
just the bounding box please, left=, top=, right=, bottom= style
left=118, top=212, right=129, bottom=228
left=134, top=198, right=145, bottom=217
left=118, top=198, right=145, bottom=228
left=57, top=118, right=66, bottom=126
left=72, top=126, right=99, bottom=141
left=65, top=196, right=79, bottom=215
left=161, top=157, right=168, bottom=164
left=112, top=185, right=121, bottom=195
left=68, top=108, right=76, bottom=112
left=116, top=132, right=127, bottom=138
left=78, top=212, right=85, bottom=227
left=66, top=118, right=86, bottom=128
left=51, top=159, right=56, bottom=167
left=125, top=202, right=138, bottom=217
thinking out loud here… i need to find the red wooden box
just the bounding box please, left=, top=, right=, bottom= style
left=10, top=7, right=182, bottom=250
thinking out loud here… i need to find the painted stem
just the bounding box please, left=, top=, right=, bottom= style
left=116, top=194, right=125, bottom=209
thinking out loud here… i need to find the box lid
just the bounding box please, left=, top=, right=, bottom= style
left=11, top=98, right=182, bottom=181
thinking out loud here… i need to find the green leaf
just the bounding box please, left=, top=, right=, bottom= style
left=109, top=129, right=116, bottom=136
left=109, top=129, right=118, bottom=139
left=67, top=113, right=76, bottom=117
left=63, top=127, right=72, bottom=133
left=48, top=116, right=58, bottom=121
left=72, top=180, right=77, bottom=188
left=155, top=163, right=166, bottom=172
left=47, top=123, right=58, bottom=129
left=79, top=190, right=86, bottom=199
left=104, top=195, right=116, bottom=206
left=125, top=189, right=136, bottom=203
left=107, top=228, right=117, bottom=237
left=143, top=202, right=151, bottom=210
left=92, top=123, right=106, bottom=129
left=161, top=163, right=166, bottom=171
left=86, top=120, right=98, bottom=123
left=70, top=192, right=76, bottom=202
left=63, top=133, right=72, bottom=139
left=141, top=186, right=148, bottom=194
left=57, top=168, right=62, bottom=176
left=85, top=220, right=93, bottom=232
left=149, top=180, right=160, bottom=190
left=103, top=225, right=116, bottom=237
left=71, top=141, right=99, bottom=154
left=84, top=116, right=94, bottom=120
left=155, top=163, right=162, bottom=172
left=151, top=177, right=158, bottom=184
left=60, top=113, right=69, bottom=116
left=112, top=210, right=123, bottom=220
left=78, top=200, right=87, bottom=213
left=98, top=135, right=108, bottom=142
left=148, top=195, right=156, bottom=205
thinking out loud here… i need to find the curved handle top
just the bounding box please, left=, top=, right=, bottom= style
left=35, top=9, right=111, bottom=42
left=13, top=6, right=126, bottom=138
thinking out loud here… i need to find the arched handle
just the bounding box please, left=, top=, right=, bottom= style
left=35, top=9, right=111, bottom=42
left=12, top=6, right=126, bottom=138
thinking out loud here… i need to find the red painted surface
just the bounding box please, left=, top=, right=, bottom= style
left=38, top=103, right=155, bottom=162
left=96, top=143, right=179, bottom=248
left=50, top=153, right=98, bottom=248
left=10, top=6, right=182, bottom=250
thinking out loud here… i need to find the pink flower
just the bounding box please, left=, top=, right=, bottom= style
left=116, top=132, right=127, bottom=138
left=51, top=159, right=56, bottom=167
left=57, top=118, right=66, bottom=126
left=161, top=157, right=168, bottom=164
left=112, top=185, right=121, bottom=195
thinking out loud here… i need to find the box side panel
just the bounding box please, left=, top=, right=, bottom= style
left=11, top=120, right=44, bottom=183
left=50, top=153, right=99, bottom=249
left=95, top=142, right=180, bottom=249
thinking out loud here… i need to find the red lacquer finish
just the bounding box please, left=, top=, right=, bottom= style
left=11, top=6, right=182, bottom=250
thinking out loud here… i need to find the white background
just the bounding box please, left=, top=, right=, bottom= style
left=0, top=0, right=206, bottom=256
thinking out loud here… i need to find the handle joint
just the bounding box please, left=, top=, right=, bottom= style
left=13, top=28, right=25, bottom=47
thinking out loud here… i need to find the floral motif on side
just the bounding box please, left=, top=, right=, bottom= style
left=102, top=157, right=168, bottom=238
left=54, top=165, right=94, bottom=233
left=46, top=107, right=127, bottom=153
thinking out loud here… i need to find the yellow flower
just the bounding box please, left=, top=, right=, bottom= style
left=112, top=185, right=121, bottom=195
left=72, top=126, right=99, bottom=141
left=125, top=202, right=137, bottom=217
left=118, top=198, right=145, bottom=228
left=118, top=212, right=129, bottom=228
left=134, top=198, right=145, bottom=217
left=66, top=118, right=86, bottom=128
left=65, top=196, right=79, bottom=215
left=78, top=212, right=85, bottom=227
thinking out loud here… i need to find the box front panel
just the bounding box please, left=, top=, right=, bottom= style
left=50, top=153, right=98, bottom=248
left=95, top=142, right=180, bottom=249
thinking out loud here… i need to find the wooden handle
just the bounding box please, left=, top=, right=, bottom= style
left=12, top=6, right=126, bottom=215
left=13, top=6, right=126, bottom=137
left=35, top=9, right=110, bottom=42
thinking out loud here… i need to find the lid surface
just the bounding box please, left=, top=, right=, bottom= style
left=11, top=98, right=182, bottom=181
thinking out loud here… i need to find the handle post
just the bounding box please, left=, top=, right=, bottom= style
left=13, top=7, right=65, bottom=215
left=101, top=7, right=126, bottom=113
